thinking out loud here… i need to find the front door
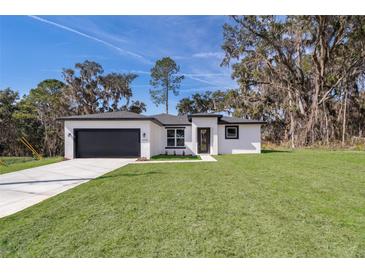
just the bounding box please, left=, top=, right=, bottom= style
left=197, top=128, right=210, bottom=154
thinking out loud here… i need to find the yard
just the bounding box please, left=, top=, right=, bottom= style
left=0, top=150, right=364, bottom=257
left=0, top=157, right=63, bottom=174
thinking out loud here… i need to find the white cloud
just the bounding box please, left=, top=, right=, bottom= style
left=192, top=51, right=224, bottom=58
left=183, top=72, right=228, bottom=77
left=179, top=85, right=237, bottom=94
left=183, top=74, right=213, bottom=85
left=28, top=16, right=152, bottom=65
left=131, top=70, right=150, bottom=75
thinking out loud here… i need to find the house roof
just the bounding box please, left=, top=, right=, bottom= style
left=187, top=112, right=265, bottom=124
left=59, top=111, right=265, bottom=125
left=150, top=113, right=190, bottom=126
left=58, top=111, right=163, bottom=126
left=59, top=111, right=147, bottom=120
left=187, top=113, right=223, bottom=118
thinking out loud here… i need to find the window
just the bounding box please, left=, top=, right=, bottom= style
left=166, top=128, right=185, bottom=147
left=225, top=126, right=239, bottom=139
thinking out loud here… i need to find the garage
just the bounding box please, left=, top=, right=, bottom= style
left=74, top=129, right=140, bottom=158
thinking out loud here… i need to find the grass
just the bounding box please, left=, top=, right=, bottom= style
left=0, top=150, right=364, bottom=257
left=0, top=156, right=63, bottom=174
left=150, top=154, right=201, bottom=161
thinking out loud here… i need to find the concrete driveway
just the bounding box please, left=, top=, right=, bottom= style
left=0, top=158, right=135, bottom=218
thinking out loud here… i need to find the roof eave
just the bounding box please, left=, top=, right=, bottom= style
left=218, top=121, right=267, bottom=125
left=187, top=114, right=223, bottom=122
left=162, top=123, right=192, bottom=127
left=57, top=117, right=163, bottom=126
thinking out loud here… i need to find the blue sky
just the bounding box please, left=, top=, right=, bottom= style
left=0, top=16, right=237, bottom=115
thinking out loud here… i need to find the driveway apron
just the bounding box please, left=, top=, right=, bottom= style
left=0, top=158, right=134, bottom=218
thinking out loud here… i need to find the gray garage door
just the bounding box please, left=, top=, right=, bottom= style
left=75, top=129, right=140, bottom=158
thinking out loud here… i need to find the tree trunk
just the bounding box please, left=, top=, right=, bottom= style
left=304, top=16, right=327, bottom=145
left=323, top=103, right=329, bottom=146
left=166, top=86, right=169, bottom=114
left=342, top=90, right=348, bottom=146
left=305, top=85, right=319, bottom=145
left=288, top=92, right=295, bottom=148
left=290, top=113, right=295, bottom=149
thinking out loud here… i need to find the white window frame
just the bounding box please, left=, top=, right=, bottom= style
left=166, top=128, right=185, bottom=147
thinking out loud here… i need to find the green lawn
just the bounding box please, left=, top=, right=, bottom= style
left=150, top=154, right=201, bottom=161
left=0, top=157, right=63, bottom=174
left=0, top=150, right=364, bottom=257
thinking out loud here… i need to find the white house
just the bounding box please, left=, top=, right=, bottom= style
left=59, top=111, right=265, bottom=159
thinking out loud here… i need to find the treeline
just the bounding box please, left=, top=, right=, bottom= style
left=177, top=16, right=365, bottom=147
left=2, top=16, right=365, bottom=156
left=0, top=61, right=146, bottom=156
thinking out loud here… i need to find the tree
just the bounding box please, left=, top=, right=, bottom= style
left=100, top=72, right=138, bottom=112
left=177, top=91, right=224, bottom=114
left=176, top=98, right=195, bottom=114
left=176, top=92, right=212, bottom=114
left=210, top=90, right=227, bottom=113
left=25, top=79, right=68, bottom=156
left=12, top=97, right=43, bottom=156
left=63, top=60, right=139, bottom=114
left=0, top=88, right=20, bottom=155
left=0, top=61, right=148, bottom=157
left=0, top=88, right=18, bottom=124
left=222, top=16, right=365, bottom=147
left=127, top=100, right=147, bottom=114
left=63, top=60, right=103, bottom=115
left=0, top=88, right=42, bottom=156
left=150, top=57, right=184, bottom=114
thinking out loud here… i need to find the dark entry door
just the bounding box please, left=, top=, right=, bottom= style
left=75, top=129, right=140, bottom=158
left=197, top=128, right=210, bottom=153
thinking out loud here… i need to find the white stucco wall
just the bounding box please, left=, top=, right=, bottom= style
left=218, top=124, right=261, bottom=154
left=64, top=120, right=155, bottom=159
left=64, top=119, right=262, bottom=159
left=149, top=122, right=163, bottom=157
left=191, top=117, right=218, bottom=155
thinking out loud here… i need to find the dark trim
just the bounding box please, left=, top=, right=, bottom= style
left=219, top=121, right=266, bottom=125
left=59, top=117, right=190, bottom=127
left=188, top=114, right=222, bottom=118
left=73, top=129, right=77, bottom=159
left=197, top=127, right=210, bottom=154
left=165, top=146, right=186, bottom=149
left=164, top=126, right=186, bottom=129
left=58, top=117, right=163, bottom=126
left=225, top=125, right=239, bottom=139
left=73, top=128, right=141, bottom=158
left=163, top=124, right=191, bottom=126
left=188, top=114, right=222, bottom=122
left=59, top=117, right=151, bottom=121
left=59, top=114, right=265, bottom=126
